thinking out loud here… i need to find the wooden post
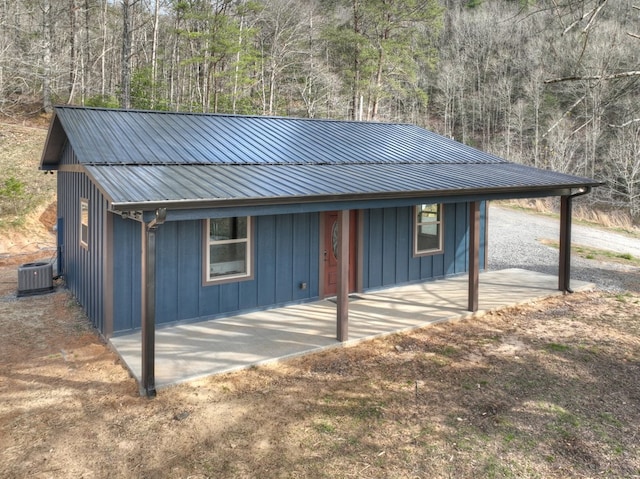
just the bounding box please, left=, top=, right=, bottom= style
left=468, top=201, right=480, bottom=312
left=140, top=208, right=165, bottom=398
left=337, top=210, right=350, bottom=342
left=141, top=222, right=157, bottom=397
left=559, top=195, right=572, bottom=292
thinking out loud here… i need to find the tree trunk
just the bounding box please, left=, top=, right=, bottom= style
left=351, top=0, right=360, bottom=121
left=68, top=0, right=78, bottom=103
left=150, top=0, right=160, bottom=108
left=42, top=0, right=53, bottom=113
left=120, top=0, right=132, bottom=109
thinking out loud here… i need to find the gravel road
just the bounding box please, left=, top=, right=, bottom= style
left=487, top=205, right=640, bottom=293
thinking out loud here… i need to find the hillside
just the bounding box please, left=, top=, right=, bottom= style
left=0, top=120, right=56, bottom=261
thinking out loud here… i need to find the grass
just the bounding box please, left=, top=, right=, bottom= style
left=539, top=238, right=640, bottom=266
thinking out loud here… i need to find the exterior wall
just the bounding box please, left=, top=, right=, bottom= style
left=112, top=212, right=320, bottom=334
left=362, top=202, right=486, bottom=290
left=110, top=203, right=486, bottom=334
left=111, top=215, right=142, bottom=333
left=57, top=145, right=108, bottom=332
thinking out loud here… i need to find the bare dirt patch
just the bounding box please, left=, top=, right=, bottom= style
left=1, top=263, right=639, bottom=478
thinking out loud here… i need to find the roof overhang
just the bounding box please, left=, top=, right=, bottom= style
left=40, top=112, right=66, bottom=170
left=80, top=162, right=601, bottom=219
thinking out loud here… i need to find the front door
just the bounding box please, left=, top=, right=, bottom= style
left=322, top=211, right=357, bottom=297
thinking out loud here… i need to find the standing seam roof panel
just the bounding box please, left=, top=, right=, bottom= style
left=181, top=115, right=247, bottom=164
left=144, top=113, right=210, bottom=164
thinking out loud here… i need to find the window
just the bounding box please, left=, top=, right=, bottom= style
left=414, top=204, right=443, bottom=255
left=80, top=198, right=89, bottom=248
left=205, top=217, right=252, bottom=283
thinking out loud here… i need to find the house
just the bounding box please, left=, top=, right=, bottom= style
left=40, top=107, right=600, bottom=396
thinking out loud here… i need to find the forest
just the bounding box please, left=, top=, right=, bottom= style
left=0, top=0, right=639, bottom=219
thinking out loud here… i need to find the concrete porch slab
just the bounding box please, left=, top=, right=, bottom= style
left=110, top=268, right=593, bottom=389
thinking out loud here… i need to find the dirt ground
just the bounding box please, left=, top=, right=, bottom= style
left=1, top=254, right=639, bottom=479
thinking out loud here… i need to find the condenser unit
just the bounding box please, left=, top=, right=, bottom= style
left=17, top=262, right=53, bottom=297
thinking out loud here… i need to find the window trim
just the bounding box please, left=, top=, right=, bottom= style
left=413, top=203, right=444, bottom=257
left=203, top=216, right=253, bottom=285
left=80, top=198, right=89, bottom=249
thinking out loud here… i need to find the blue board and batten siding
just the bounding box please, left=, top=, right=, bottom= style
left=111, top=213, right=320, bottom=334
left=361, top=203, right=485, bottom=291
left=57, top=144, right=108, bottom=332
left=109, top=203, right=484, bottom=335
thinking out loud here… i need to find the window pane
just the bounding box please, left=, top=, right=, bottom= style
left=417, top=228, right=440, bottom=251
left=210, top=217, right=247, bottom=240
left=80, top=199, right=89, bottom=246
left=209, top=243, right=247, bottom=277
left=417, top=204, right=439, bottom=223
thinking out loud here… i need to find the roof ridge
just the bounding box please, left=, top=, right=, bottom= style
left=52, top=105, right=414, bottom=127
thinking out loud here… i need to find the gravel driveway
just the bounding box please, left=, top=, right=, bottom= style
left=487, top=205, right=640, bottom=292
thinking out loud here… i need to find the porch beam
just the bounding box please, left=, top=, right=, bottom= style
left=468, top=201, right=480, bottom=312
left=337, top=209, right=350, bottom=342
left=559, top=195, right=572, bottom=292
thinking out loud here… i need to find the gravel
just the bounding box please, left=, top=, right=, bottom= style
left=487, top=205, right=640, bottom=293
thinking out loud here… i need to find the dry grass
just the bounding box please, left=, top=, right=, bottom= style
left=1, top=263, right=639, bottom=479
left=0, top=121, right=56, bottom=256
left=500, top=199, right=638, bottom=234
left=0, top=121, right=54, bottom=227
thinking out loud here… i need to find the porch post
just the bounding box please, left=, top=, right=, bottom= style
left=140, top=208, right=166, bottom=398
left=468, top=201, right=480, bottom=312
left=337, top=209, right=350, bottom=342
left=141, top=222, right=157, bottom=397
left=559, top=195, right=572, bottom=292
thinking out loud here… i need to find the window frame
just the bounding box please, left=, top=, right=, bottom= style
left=80, top=198, right=89, bottom=249
left=203, top=216, right=253, bottom=285
left=413, top=203, right=444, bottom=257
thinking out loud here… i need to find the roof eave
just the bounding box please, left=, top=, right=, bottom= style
left=110, top=182, right=601, bottom=213
left=39, top=111, right=67, bottom=170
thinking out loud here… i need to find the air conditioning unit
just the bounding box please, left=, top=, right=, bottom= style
left=17, top=262, right=54, bottom=297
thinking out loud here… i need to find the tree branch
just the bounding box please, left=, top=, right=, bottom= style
left=542, top=95, right=585, bottom=138
left=545, top=71, right=640, bottom=84
left=582, top=0, right=608, bottom=34
left=628, top=32, right=640, bottom=40
left=609, top=118, right=640, bottom=128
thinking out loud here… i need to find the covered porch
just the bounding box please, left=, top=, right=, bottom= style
left=110, top=268, right=593, bottom=389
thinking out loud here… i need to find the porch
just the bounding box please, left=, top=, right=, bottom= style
left=110, top=268, right=593, bottom=389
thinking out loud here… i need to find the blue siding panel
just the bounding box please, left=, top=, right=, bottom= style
left=111, top=212, right=321, bottom=333
left=363, top=202, right=483, bottom=291
left=256, top=216, right=277, bottom=307
left=275, top=215, right=294, bottom=304
left=57, top=144, right=108, bottom=333
left=177, top=221, right=201, bottom=320
left=219, top=283, right=240, bottom=313
left=480, top=201, right=487, bottom=269
left=156, top=221, right=179, bottom=325
left=112, top=216, right=141, bottom=333
left=395, top=207, right=410, bottom=283
left=367, top=209, right=384, bottom=288
left=454, top=202, right=468, bottom=274
left=382, top=208, right=397, bottom=286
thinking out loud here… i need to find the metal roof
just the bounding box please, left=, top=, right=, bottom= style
left=41, top=107, right=601, bottom=210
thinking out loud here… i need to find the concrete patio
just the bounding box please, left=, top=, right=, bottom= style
left=110, top=268, right=593, bottom=389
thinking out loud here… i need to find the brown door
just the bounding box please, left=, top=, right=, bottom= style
left=322, top=211, right=357, bottom=297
